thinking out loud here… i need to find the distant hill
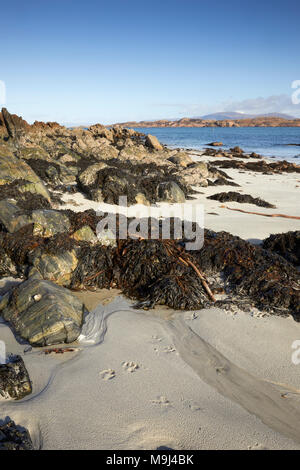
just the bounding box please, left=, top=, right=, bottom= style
left=200, top=112, right=296, bottom=120
left=113, top=115, right=300, bottom=128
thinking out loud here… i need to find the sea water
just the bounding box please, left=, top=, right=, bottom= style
left=133, top=127, right=300, bottom=162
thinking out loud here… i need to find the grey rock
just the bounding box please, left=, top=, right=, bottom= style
left=0, top=419, right=34, bottom=450
left=0, top=154, right=51, bottom=202
left=29, top=249, right=78, bottom=286
left=0, top=277, right=86, bottom=346
left=157, top=181, right=185, bottom=203
left=0, top=200, right=32, bottom=232
left=31, top=209, right=70, bottom=237
left=0, top=355, right=32, bottom=400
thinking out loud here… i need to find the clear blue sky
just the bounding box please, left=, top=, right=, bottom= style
left=1, top=0, right=300, bottom=124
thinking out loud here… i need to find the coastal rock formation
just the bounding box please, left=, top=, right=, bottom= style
left=0, top=154, right=51, bottom=202
left=0, top=355, right=32, bottom=400
left=0, top=108, right=299, bottom=332
left=145, top=134, right=163, bottom=150
left=0, top=419, right=34, bottom=450
left=0, top=276, right=86, bottom=346
left=1, top=108, right=30, bottom=141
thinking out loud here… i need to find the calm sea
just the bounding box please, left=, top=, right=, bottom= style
left=133, top=127, right=300, bottom=162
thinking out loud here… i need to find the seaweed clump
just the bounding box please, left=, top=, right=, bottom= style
left=0, top=179, right=51, bottom=210
left=207, top=191, right=275, bottom=208
left=195, top=230, right=300, bottom=318
left=211, top=159, right=300, bottom=174
left=263, top=231, right=300, bottom=266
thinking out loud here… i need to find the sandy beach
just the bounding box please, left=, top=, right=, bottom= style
left=1, top=149, right=300, bottom=450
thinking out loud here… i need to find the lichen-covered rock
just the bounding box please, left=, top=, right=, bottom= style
left=31, top=209, right=70, bottom=237
left=29, top=250, right=78, bottom=286
left=135, top=192, right=150, bottom=205
left=0, top=419, right=34, bottom=450
left=78, top=162, right=108, bottom=187
left=145, top=134, right=163, bottom=151
left=0, top=355, right=32, bottom=400
left=168, top=152, right=193, bottom=167
left=71, top=225, right=98, bottom=244
left=0, top=247, right=17, bottom=277
left=179, top=161, right=209, bottom=186
left=0, top=154, right=50, bottom=202
left=157, top=181, right=185, bottom=203
left=0, top=200, right=33, bottom=233
left=0, top=277, right=86, bottom=346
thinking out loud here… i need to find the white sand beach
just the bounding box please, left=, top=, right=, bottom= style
left=1, top=152, right=300, bottom=450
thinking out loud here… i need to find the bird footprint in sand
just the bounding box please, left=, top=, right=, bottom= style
left=99, top=369, right=116, bottom=380
left=163, top=346, right=176, bottom=353
left=151, top=396, right=171, bottom=406
left=151, top=335, right=163, bottom=343
left=122, top=361, right=139, bottom=373
left=183, top=399, right=202, bottom=412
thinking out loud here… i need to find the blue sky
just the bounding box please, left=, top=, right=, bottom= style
left=1, top=0, right=300, bottom=124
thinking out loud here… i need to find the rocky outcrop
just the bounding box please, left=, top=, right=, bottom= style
left=0, top=203, right=69, bottom=235
left=0, top=276, right=86, bottom=346
left=0, top=355, right=32, bottom=400
left=145, top=134, right=163, bottom=150
left=1, top=108, right=30, bottom=141
left=0, top=154, right=51, bottom=202
left=0, top=419, right=34, bottom=450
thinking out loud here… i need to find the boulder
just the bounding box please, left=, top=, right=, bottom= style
left=0, top=248, right=17, bottom=277
left=78, top=162, right=108, bottom=187
left=168, top=152, right=193, bottom=167
left=0, top=200, right=32, bottom=232
left=193, top=161, right=209, bottom=178
left=145, top=134, right=163, bottom=151
left=207, top=142, right=223, bottom=146
left=0, top=154, right=51, bottom=202
left=0, top=355, right=32, bottom=400
left=179, top=162, right=209, bottom=187
left=135, top=192, right=150, bottom=205
left=31, top=209, right=70, bottom=237
left=29, top=250, right=78, bottom=286
left=0, top=419, right=34, bottom=450
left=71, top=225, right=98, bottom=244
left=157, top=181, right=185, bottom=203
left=0, top=277, right=86, bottom=346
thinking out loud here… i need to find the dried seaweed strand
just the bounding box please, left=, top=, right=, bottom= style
left=221, top=205, right=300, bottom=220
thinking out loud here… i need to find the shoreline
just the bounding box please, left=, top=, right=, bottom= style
left=0, top=113, right=299, bottom=449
